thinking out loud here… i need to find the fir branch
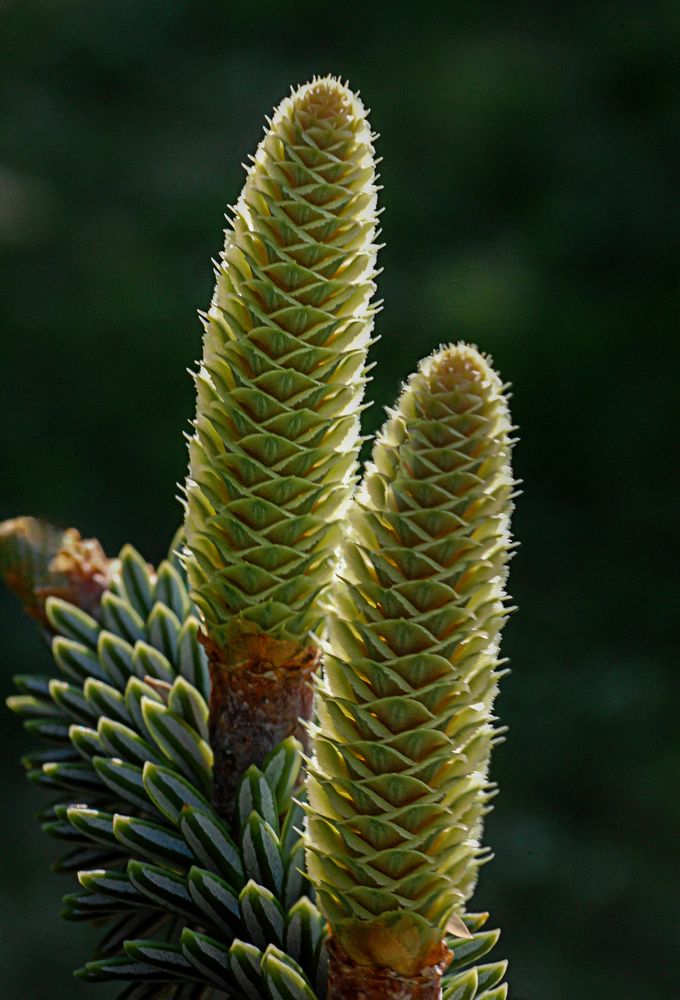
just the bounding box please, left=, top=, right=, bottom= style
left=7, top=541, right=327, bottom=998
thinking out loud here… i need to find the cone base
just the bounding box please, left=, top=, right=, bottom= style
left=326, top=938, right=452, bottom=1000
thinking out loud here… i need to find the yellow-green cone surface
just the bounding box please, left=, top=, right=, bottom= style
left=183, top=77, right=379, bottom=666
left=305, top=344, right=516, bottom=977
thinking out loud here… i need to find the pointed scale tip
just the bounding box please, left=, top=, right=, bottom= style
left=421, top=341, right=494, bottom=388
left=282, top=75, right=368, bottom=127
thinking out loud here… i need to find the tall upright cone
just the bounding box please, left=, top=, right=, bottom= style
left=183, top=77, right=379, bottom=817
left=305, top=344, right=516, bottom=998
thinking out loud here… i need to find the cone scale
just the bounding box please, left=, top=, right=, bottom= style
left=183, top=78, right=379, bottom=816
left=306, top=344, right=516, bottom=998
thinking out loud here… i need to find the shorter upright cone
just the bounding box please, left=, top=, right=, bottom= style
left=306, top=343, right=516, bottom=996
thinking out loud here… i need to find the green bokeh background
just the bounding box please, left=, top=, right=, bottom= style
left=1, top=2, right=678, bottom=997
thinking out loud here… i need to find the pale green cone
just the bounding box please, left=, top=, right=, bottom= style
left=183, top=76, right=379, bottom=666
left=305, top=343, right=516, bottom=977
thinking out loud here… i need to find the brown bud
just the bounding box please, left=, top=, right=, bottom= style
left=0, top=516, right=114, bottom=628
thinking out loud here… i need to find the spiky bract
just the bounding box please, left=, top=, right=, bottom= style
left=183, top=77, right=379, bottom=663
left=305, top=344, right=515, bottom=975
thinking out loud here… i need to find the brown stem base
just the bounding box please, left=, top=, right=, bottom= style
left=207, top=642, right=319, bottom=821
left=326, top=938, right=452, bottom=1000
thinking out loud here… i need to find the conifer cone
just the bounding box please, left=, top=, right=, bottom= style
left=305, top=344, right=516, bottom=995
left=183, top=77, right=379, bottom=813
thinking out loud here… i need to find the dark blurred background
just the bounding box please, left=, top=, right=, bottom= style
left=2, top=2, right=679, bottom=997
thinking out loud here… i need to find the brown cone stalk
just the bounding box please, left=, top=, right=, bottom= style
left=203, top=632, right=319, bottom=820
